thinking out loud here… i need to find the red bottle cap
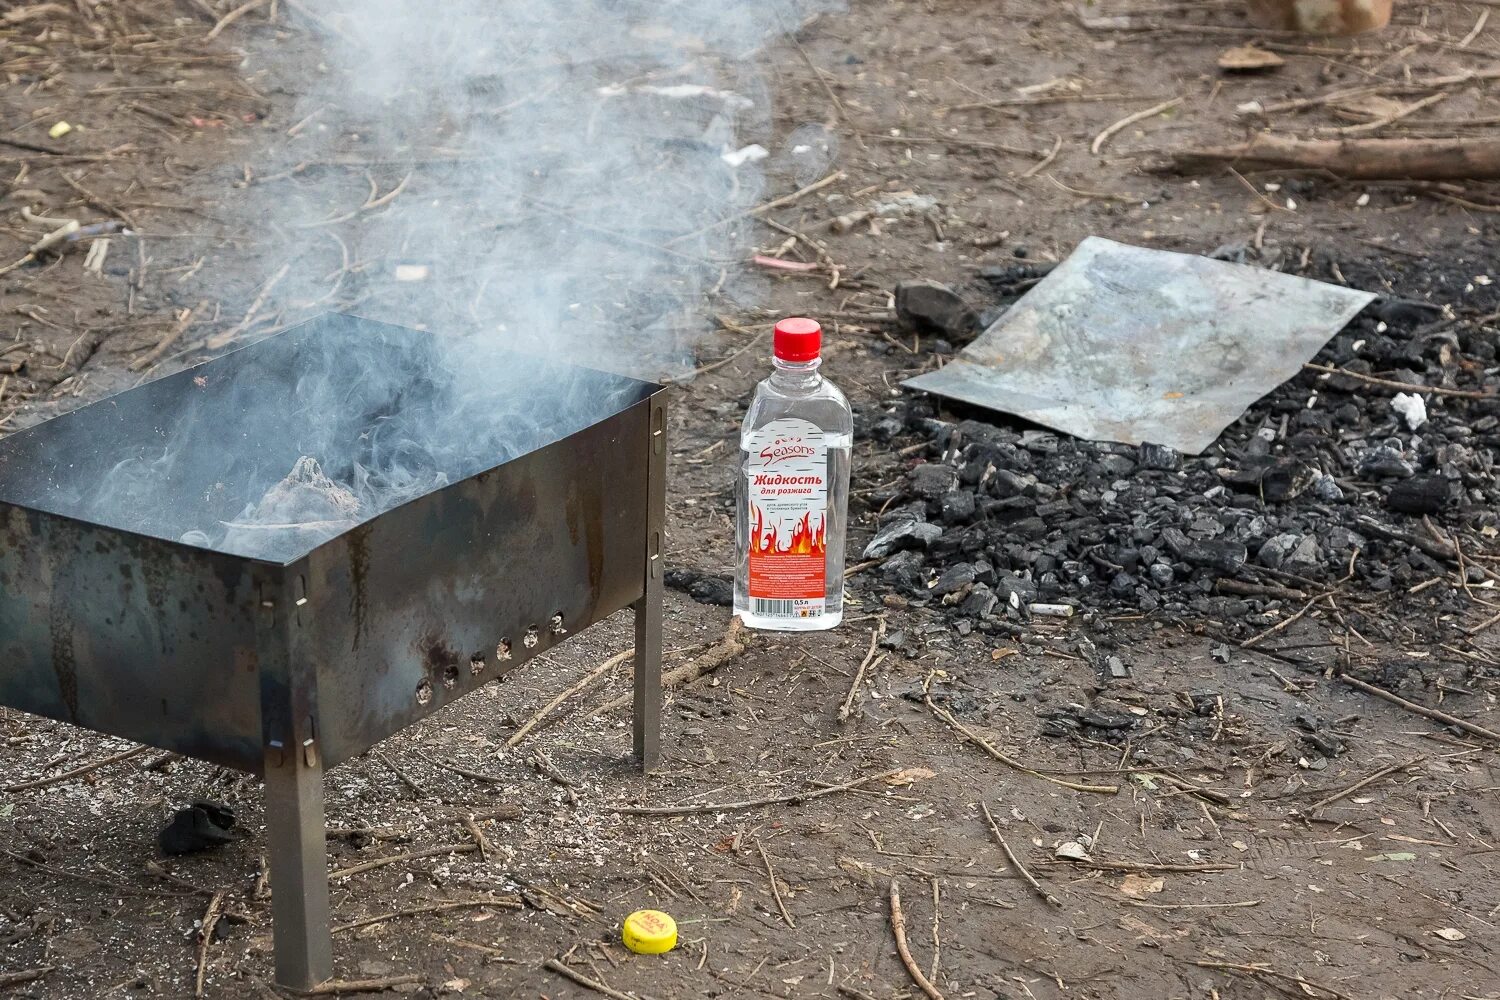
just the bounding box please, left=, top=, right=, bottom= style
left=774, top=317, right=821, bottom=363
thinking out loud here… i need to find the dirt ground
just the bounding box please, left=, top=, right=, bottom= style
left=4, top=1, right=1500, bottom=998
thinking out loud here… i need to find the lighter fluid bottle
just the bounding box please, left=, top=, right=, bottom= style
left=734, top=318, right=851, bottom=631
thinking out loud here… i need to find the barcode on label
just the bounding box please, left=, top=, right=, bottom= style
left=754, top=598, right=796, bottom=617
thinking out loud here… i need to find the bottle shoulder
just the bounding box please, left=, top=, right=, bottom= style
left=742, top=375, right=853, bottom=436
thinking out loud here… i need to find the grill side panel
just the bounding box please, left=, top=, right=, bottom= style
left=0, top=506, right=268, bottom=771
left=300, top=398, right=654, bottom=768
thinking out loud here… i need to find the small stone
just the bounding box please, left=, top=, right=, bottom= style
left=1098, top=453, right=1138, bottom=477
left=864, top=519, right=943, bottom=559
left=1148, top=562, right=1175, bottom=587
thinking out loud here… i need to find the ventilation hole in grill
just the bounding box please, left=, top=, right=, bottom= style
left=415, top=679, right=433, bottom=705
left=524, top=625, right=540, bottom=649
left=496, top=638, right=512, bottom=661
left=442, top=664, right=459, bottom=689
left=549, top=613, right=567, bottom=635
left=470, top=652, right=486, bottom=675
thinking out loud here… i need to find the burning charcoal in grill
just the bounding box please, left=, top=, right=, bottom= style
left=938, top=490, right=977, bottom=525
left=665, top=568, right=733, bottom=606
left=909, top=462, right=960, bottom=500
left=1138, top=442, right=1181, bottom=471
left=1109, top=571, right=1139, bottom=597
left=1097, top=453, right=1137, bottom=478
left=1360, top=445, right=1416, bottom=479
left=159, top=801, right=238, bottom=856
left=221, top=456, right=360, bottom=555
left=1147, top=562, right=1175, bottom=588
left=863, top=518, right=942, bottom=560
left=1386, top=476, right=1449, bottom=516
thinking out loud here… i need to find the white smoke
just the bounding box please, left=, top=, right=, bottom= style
left=61, top=0, right=842, bottom=558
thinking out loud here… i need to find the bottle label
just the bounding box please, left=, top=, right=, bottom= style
left=745, top=417, right=827, bottom=619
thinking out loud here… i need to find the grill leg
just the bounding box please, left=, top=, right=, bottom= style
left=633, top=586, right=662, bottom=773
left=263, top=744, right=333, bottom=989
left=635, top=394, right=666, bottom=774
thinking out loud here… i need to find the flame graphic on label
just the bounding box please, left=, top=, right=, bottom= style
left=750, top=506, right=826, bottom=556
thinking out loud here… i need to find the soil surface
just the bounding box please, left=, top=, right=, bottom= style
left=4, top=2, right=1500, bottom=999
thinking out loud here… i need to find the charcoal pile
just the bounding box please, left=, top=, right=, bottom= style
left=853, top=272, right=1500, bottom=628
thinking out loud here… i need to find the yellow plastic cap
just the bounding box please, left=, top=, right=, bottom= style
left=622, top=909, right=677, bottom=955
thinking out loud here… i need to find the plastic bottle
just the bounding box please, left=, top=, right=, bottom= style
left=734, top=317, right=851, bottom=631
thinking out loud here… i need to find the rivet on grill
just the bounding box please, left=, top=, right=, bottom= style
left=524, top=625, right=540, bottom=649
left=415, top=679, right=433, bottom=705
left=549, top=613, right=567, bottom=636
left=496, top=638, right=512, bottom=661
left=469, top=652, right=486, bottom=676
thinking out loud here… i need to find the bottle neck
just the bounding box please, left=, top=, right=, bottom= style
left=770, top=356, right=822, bottom=390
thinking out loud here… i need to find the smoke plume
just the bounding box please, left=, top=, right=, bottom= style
left=52, top=0, right=841, bottom=558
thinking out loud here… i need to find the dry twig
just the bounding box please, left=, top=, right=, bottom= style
left=889, top=880, right=944, bottom=1000
left=332, top=897, right=521, bottom=934
left=756, top=838, right=796, bottom=928
left=1192, top=960, right=1353, bottom=1000
left=840, top=624, right=885, bottom=722
left=1304, top=362, right=1493, bottom=399
left=980, top=801, right=1059, bottom=906
left=507, top=648, right=633, bottom=747
left=1092, top=97, right=1183, bottom=154
left=923, top=681, right=1117, bottom=794
left=543, top=958, right=633, bottom=1000
left=611, top=768, right=904, bottom=816
left=3, top=745, right=147, bottom=792
left=194, top=891, right=226, bottom=998
left=206, top=0, right=270, bottom=39
left=1337, top=673, right=1500, bottom=742
left=1307, top=757, right=1426, bottom=813
left=295, top=974, right=424, bottom=995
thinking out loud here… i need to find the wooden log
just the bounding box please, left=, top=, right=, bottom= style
left=1163, top=135, right=1500, bottom=181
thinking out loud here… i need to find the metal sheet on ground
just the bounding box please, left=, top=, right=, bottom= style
left=904, top=237, right=1376, bottom=454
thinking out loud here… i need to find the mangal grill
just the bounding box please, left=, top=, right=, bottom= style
left=0, top=314, right=666, bottom=988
